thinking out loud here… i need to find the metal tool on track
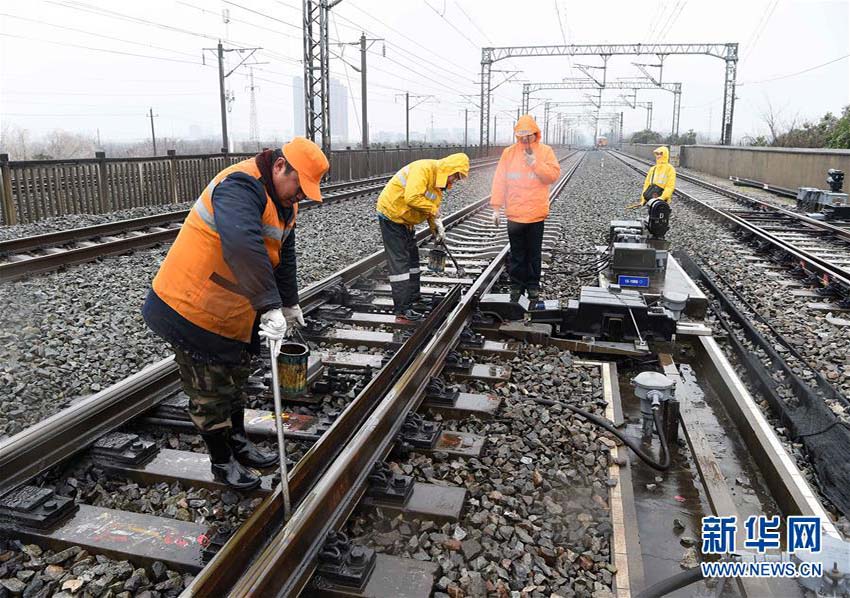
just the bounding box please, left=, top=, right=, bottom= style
left=428, top=220, right=465, bottom=278
left=267, top=338, right=292, bottom=520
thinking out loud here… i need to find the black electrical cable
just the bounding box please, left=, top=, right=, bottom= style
left=531, top=397, right=671, bottom=471
left=634, top=566, right=705, bottom=598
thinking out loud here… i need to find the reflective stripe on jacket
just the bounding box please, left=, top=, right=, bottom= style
left=152, top=158, right=297, bottom=343
left=490, top=114, right=560, bottom=224
left=376, top=153, right=470, bottom=226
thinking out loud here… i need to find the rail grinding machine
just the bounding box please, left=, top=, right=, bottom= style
left=479, top=198, right=697, bottom=351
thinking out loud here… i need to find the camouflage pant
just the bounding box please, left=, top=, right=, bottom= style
left=172, top=347, right=252, bottom=433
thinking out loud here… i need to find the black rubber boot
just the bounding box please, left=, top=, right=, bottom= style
left=509, top=285, right=523, bottom=303
left=201, top=430, right=261, bottom=491
left=229, top=409, right=279, bottom=468
left=395, top=308, right=424, bottom=323
left=527, top=288, right=540, bottom=302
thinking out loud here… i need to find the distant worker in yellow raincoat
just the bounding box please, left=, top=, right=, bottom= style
left=640, top=146, right=676, bottom=204
left=376, top=153, right=470, bottom=322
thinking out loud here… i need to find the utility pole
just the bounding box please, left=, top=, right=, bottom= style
left=464, top=108, right=468, bottom=147
left=148, top=108, right=158, bottom=156
left=394, top=92, right=433, bottom=146
left=360, top=33, right=368, bottom=148
left=204, top=41, right=263, bottom=153
left=247, top=69, right=259, bottom=150
left=217, top=42, right=227, bottom=151
left=337, top=32, right=384, bottom=149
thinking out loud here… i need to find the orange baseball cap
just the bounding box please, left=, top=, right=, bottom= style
left=282, top=137, right=330, bottom=201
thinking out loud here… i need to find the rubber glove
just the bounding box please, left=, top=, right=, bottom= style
left=432, top=218, right=445, bottom=243
left=524, top=150, right=536, bottom=167
left=259, top=308, right=287, bottom=341
left=491, top=210, right=500, bottom=227
left=282, top=304, right=306, bottom=333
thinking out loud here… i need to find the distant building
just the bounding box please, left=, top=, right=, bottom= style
left=292, top=76, right=349, bottom=145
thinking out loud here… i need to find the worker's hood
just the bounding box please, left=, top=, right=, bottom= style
left=514, top=114, right=541, bottom=143
left=654, top=146, right=669, bottom=165
left=436, top=153, right=470, bottom=188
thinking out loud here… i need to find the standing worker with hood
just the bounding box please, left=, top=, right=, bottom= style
left=142, top=137, right=329, bottom=491
left=640, top=146, right=676, bottom=204
left=376, top=153, right=470, bottom=322
left=490, top=114, right=561, bottom=302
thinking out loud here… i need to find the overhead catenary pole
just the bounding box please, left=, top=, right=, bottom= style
left=204, top=40, right=262, bottom=153
left=303, top=0, right=336, bottom=155
left=395, top=92, right=433, bottom=146
left=148, top=108, right=158, bottom=156
left=360, top=32, right=368, bottom=148
left=481, top=43, right=738, bottom=146
left=464, top=108, right=468, bottom=147
left=217, top=41, right=228, bottom=152
left=339, top=31, right=383, bottom=149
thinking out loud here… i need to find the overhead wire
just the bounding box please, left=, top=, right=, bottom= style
left=0, top=12, right=202, bottom=61
left=741, top=0, right=779, bottom=63
left=331, top=14, right=362, bottom=139
left=0, top=32, right=205, bottom=66
left=738, top=53, right=850, bottom=85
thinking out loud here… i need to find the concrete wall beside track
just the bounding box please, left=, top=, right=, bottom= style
left=622, top=143, right=850, bottom=189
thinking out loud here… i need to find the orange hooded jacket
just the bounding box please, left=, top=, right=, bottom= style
left=490, top=115, right=561, bottom=224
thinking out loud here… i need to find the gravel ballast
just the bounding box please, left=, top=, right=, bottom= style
left=0, top=164, right=498, bottom=438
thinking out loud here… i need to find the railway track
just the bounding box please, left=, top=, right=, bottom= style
left=0, top=153, right=582, bottom=596
left=0, top=157, right=501, bottom=283
left=610, top=150, right=850, bottom=306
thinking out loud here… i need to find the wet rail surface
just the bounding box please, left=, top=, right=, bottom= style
left=610, top=150, right=850, bottom=300
left=0, top=153, right=584, bottom=596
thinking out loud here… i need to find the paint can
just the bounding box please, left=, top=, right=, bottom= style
left=276, top=341, right=310, bottom=395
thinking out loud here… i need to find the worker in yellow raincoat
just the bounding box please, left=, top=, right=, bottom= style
left=376, top=153, right=469, bottom=321
left=640, top=146, right=676, bottom=204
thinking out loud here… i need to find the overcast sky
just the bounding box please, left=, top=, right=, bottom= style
left=1, top=0, right=848, bottom=148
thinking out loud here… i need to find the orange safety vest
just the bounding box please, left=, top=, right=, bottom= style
left=153, top=158, right=297, bottom=343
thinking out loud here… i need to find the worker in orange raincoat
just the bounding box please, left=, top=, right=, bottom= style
left=142, top=138, right=329, bottom=491
left=640, top=146, right=676, bottom=204
left=490, top=114, right=561, bottom=302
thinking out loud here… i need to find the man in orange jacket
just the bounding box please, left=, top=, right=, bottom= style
left=142, top=138, right=329, bottom=490
left=490, top=115, right=561, bottom=302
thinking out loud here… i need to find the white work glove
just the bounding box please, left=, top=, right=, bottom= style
left=432, top=218, right=445, bottom=243
left=259, top=308, right=287, bottom=341
left=491, top=210, right=501, bottom=227
left=282, top=304, right=306, bottom=333
left=524, top=150, right=536, bottom=167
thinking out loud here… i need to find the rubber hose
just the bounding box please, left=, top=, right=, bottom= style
left=531, top=397, right=671, bottom=471
left=633, top=567, right=704, bottom=598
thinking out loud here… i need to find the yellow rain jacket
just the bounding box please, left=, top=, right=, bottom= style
left=376, top=153, right=470, bottom=226
left=641, top=146, right=676, bottom=204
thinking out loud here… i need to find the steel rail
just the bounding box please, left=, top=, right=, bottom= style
left=0, top=152, right=577, bottom=596
left=0, top=158, right=502, bottom=282
left=225, top=152, right=584, bottom=597
left=613, top=150, right=850, bottom=243
left=609, top=150, right=850, bottom=290
left=0, top=150, right=538, bottom=495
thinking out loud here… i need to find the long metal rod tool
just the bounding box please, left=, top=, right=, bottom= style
left=439, top=239, right=465, bottom=277
left=267, top=338, right=292, bottom=520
